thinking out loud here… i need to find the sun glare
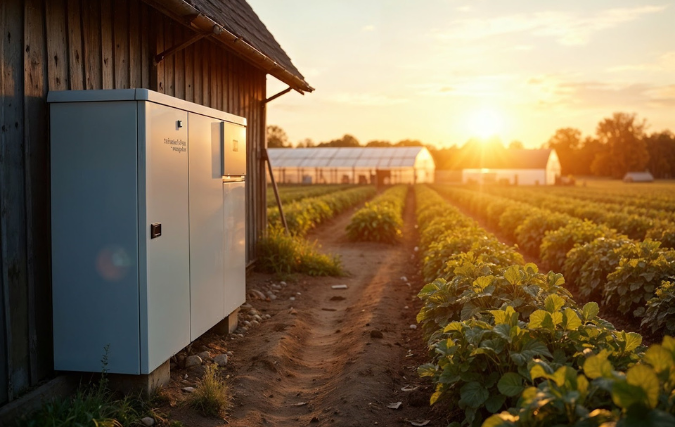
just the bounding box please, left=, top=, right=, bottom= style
left=468, top=109, right=505, bottom=139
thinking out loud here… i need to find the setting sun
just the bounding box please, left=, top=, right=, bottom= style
left=468, top=109, right=505, bottom=139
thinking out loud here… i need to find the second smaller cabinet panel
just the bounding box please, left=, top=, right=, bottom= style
left=222, top=122, right=247, bottom=176
left=188, top=113, right=227, bottom=339
left=223, top=181, right=246, bottom=316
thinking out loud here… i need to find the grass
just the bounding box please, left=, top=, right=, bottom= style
left=16, top=383, right=157, bottom=427
left=18, top=347, right=170, bottom=427
left=187, top=365, right=229, bottom=418
left=257, top=228, right=344, bottom=277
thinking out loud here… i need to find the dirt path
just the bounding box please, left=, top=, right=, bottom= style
left=162, top=189, right=446, bottom=426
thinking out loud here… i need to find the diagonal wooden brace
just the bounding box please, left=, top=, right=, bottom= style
left=155, top=25, right=221, bottom=63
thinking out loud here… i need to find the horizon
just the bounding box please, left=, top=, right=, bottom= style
left=249, top=0, right=675, bottom=149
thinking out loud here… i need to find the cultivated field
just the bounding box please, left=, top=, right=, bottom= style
left=266, top=184, right=357, bottom=208
left=26, top=181, right=675, bottom=426
left=209, top=181, right=675, bottom=426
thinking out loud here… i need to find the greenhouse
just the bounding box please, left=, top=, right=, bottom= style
left=267, top=146, right=435, bottom=185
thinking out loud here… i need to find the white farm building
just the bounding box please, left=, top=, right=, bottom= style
left=460, top=149, right=561, bottom=185
left=267, top=147, right=435, bottom=185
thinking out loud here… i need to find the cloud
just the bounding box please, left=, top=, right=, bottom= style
left=646, top=85, right=675, bottom=107
left=413, top=84, right=455, bottom=96
left=413, top=75, right=517, bottom=97
left=527, top=76, right=675, bottom=109
left=607, top=51, right=675, bottom=73
left=434, top=5, right=667, bottom=46
left=328, top=92, right=407, bottom=106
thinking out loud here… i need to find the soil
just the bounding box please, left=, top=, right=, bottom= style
left=158, top=190, right=449, bottom=426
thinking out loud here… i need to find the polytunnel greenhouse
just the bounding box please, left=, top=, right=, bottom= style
left=267, top=147, right=435, bottom=185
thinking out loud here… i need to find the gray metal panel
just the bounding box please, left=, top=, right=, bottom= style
left=390, top=157, right=407, bottom=167
left=189, top=113, right=226, bottom=340
left=315, top=148, right=338, bottom=158
left=354, top=158, right=376, bottom=168
left=51, top=101, right=141, bottom=374
left=139, top=102, right=191, bottom=374
left=399, top=157, right=417, bottom=167
left=47, top=89, right=246, bottom=126
left=140, top=90, right=246, bottom=126
left=271, top=158, right=290, bottom=168
left=222, top=122, right=247, bottom=176
left=47, top=89, right=138, bottom=103
left=223, top=182, right=247, bottom=317
left=378, top=157, right=392, bottom=167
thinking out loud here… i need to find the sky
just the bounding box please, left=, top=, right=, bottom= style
left=248, top=0, right=675, bottom=149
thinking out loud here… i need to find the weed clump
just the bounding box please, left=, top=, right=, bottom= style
left=257, top=228, right=343, bottom=277
left=18, top=346, right=162, bottom=427
left=188, top=364, right=229, bottom=418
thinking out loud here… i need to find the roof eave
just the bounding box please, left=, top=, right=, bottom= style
left=145, top=0, right=314, bottom=94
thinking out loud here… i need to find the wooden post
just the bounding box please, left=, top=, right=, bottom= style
left=263, top=149, right=288, bottom=234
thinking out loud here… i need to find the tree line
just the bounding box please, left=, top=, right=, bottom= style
left=545, top=113, right=674, bottom=179
left=266, top=125, right=426, bottom=149
left=267, top=112, right=675, bottom=179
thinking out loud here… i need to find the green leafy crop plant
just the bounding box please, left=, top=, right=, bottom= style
left=345, top=185, right=407, bottom=243
left=412, top=185, right=675, bottom=427
left=483, top=336, right=675, bottom=427
left=267, top=186, right=376, bottom=236
left=604, top=240, right=675, bottom=316
left=642, top=281, right=675, bottom=336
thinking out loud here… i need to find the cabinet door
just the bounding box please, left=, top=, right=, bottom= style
left=188, top=113, right=225, bottom=339
left=51, top=101, right=140, bottom=374
left=138, top=102, right=190, bottom=374
left=223, top=181, right=246, bottom=316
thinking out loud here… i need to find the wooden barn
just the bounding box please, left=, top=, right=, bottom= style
left=0, top=0, right=312, bottom=406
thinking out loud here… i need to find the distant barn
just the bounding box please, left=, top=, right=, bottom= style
left=623, top=172, right=654, bottom=183
left=458, top=149, right=561, bottom=186
left=267, top=147, right=436, bottom=185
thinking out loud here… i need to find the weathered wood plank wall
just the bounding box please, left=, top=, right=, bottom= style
left=0, top=0, right=266, bottom=405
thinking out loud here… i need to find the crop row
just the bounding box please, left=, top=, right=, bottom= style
left=267, top=186, right=376, bottom=236
left=346, top=185, right=408, bottom=243
left=475, top=186, right=675, bottom=245
left=266, top=184, right=355, bottom=207
left=541, top=185, right=675, bottom=212
left=431, top=185, right=675, bottom=333
left=413, top=185, right=675, bottom=427
left=492, top=186, right=675, bottom=224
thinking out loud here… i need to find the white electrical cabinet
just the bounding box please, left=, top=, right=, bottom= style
left=48, top=89, right=247, bottom=375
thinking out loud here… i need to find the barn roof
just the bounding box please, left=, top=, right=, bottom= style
left=159, top=0, right=313, bottom=93
left=623, top=171, right=654, bottom=182
left=452, top=148, right=554, bottom=170
left=268, top=147, right=434, bottom=169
